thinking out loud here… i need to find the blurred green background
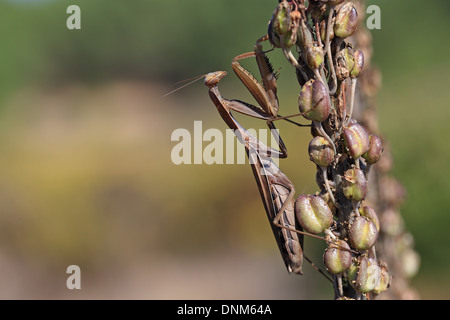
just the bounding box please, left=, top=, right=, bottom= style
left=0, top=0, right=448, bottom=299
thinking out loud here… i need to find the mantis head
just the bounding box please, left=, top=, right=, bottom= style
left=204, top=71, right=227, bottom=87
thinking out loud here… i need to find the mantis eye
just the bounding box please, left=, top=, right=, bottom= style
left=204, top=71, right=227, bottom=87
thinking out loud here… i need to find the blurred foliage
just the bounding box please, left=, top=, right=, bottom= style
left=0, top=0, right=449, bottom=298
left=0, top=0, right=277, bottom=98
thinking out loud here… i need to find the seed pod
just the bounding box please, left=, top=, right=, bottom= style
left=349, top=216, right=378, bottom=250
left=342, top=168, right=368, bottom=201
left=324, top=240, right=352, bottom=274
left=350, top=49, right=365, bottom=79
left=305, top=44, right=325, bottom=69
left=373, top=263, right=390, bottom=294
left=362, top=134, right=383, bottom=164
left=343, top=122, right=370, bottom=159
left=268, top=1, right=296, bottom=48
left=359, top=206, right=380, bottom=232
left=334, top=2, right=358, bottom=38
left=354, top=257, right=381, bottom=293
left=295, top=194, right=333, bottom=235
left=347, top=260, right=358, bottom=287
left=298, top=80, right=331, bottom=122
left=308, top=136, right=335, bottom=167
left=273, top=1, right=291, bottom=35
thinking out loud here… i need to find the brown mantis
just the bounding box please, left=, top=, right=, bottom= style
left=204, top=68, right=349, bottom=279
left=204, top=70, right=305, bottom=275
left=175, top=31, right=347, bottom=278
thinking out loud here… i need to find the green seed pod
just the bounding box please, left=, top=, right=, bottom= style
left=298, top=80, right=331, bottom=122
left=334, top=2, right=358, bottom=38
left=350, top=49, right=365, bottom=79
left=349, top=216, right=378, bottom=250
left=308, top=136, right=335, bottom=167
left=359, top=206, right=380, bottom=232
left=295, top=194, right=333, bottom=235
left=273, top=1, right=291, bottom=35
left=324, top=240, right=352, bottom=274
left=305, top=44, right=325, bottom=69
left=343, top=122, right=370, bottom=159
left=268, top=1, right=295, bottom=48
left=354, top=257, right=381, bottom=293
left=362, top=134, right=383, bottom=164
left=342, top=168, right=368, bottom=201
left=373, top=263, right=390, bottom=294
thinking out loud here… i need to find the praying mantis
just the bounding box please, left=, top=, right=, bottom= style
left=203, top=39, right=351, bottom=277
left=204, top=70, right=304, bottom=275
